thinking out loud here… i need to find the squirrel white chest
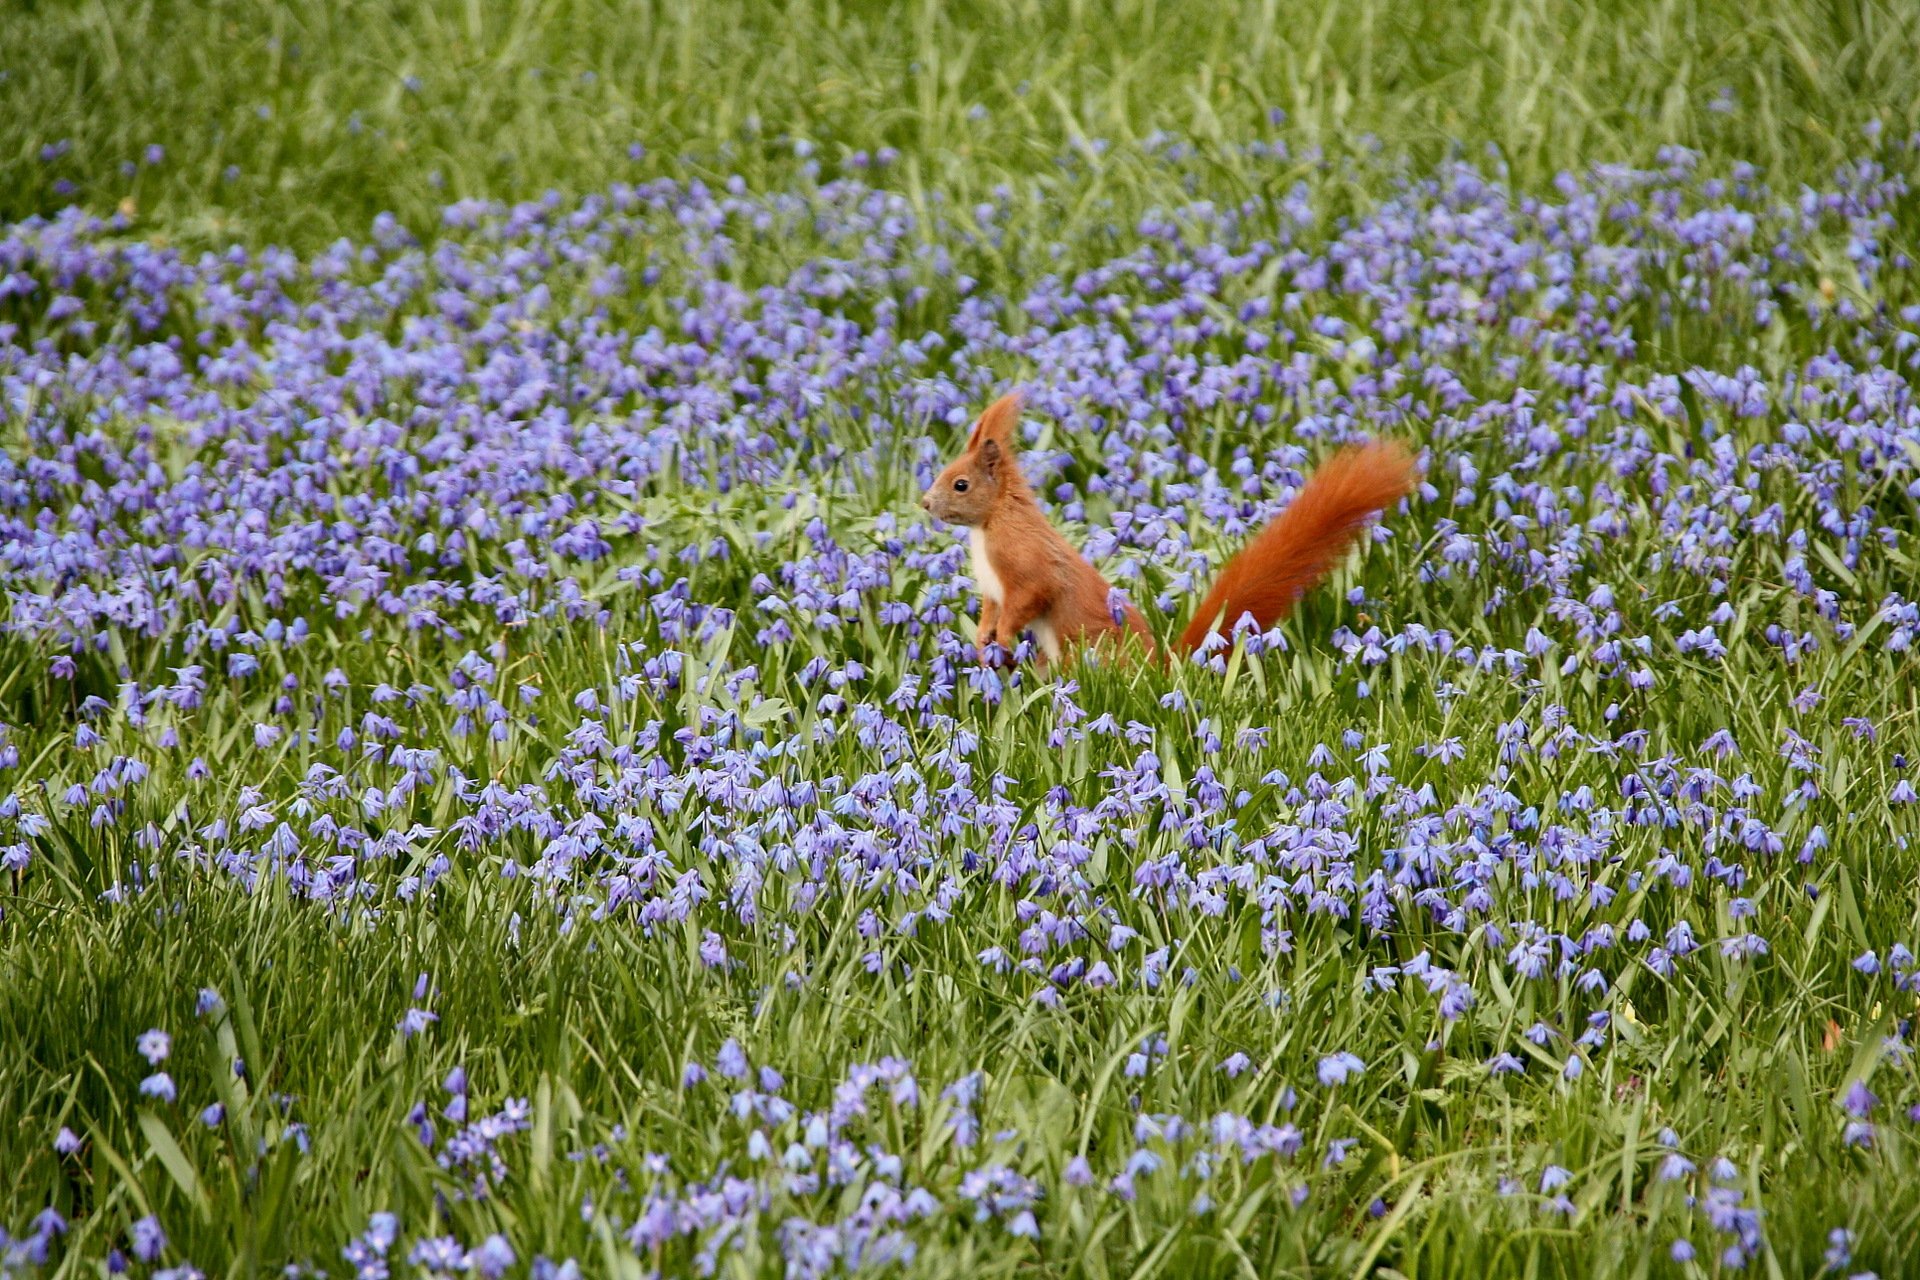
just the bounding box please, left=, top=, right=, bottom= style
left=969, top=529, right=1005, bottom=604
left=970, top=529, right=1060, bottom=660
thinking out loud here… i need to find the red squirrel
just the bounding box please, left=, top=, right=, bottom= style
left=919, top=392, right=1419, bottom=668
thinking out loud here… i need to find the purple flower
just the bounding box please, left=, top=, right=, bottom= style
left=130, top=1215, right=167, bottom=1262
left=137, top=1029, right=172, bottom=1064
left=409, top=1237, right=466, bottom=1276
left=1322, top=1137, right=1358, bottom=1168
left=469, top=1235, right=515, bottom=1279
left=1826, top=1228, right=1854, bottom=1270
left=1316, top=1053, right=1365, bottom=1086
left=398, top=1009, right=438, bottom=1038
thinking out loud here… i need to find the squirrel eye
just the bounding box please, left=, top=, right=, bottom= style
left=953, top=479, right=970, bottom=492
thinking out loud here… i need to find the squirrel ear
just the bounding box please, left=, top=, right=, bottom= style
left=968, top=391, right=1024, bottom=451
left=979, top=438, right=1002, bottom=475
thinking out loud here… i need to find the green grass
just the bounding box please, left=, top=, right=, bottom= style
left=5, top=0, right=1920, bottom=250
left=4, top=1, right=1920, bottom=1277
left=8, top=556, right=1920, bottom=1275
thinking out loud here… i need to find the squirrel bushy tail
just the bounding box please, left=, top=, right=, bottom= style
left=1176, top=441, right=1419, bottom=656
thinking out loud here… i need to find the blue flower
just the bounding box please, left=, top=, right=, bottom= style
left=397, top=1009, right=438, bottom=1038
left=1842, top=1080, right=1878, bottom=1119
left=469, top=1236, right=515, bottom=1280
left=137, top=1029, right=171, bottom=1064
left=130, top=1215, right=167, bottom=1262
left=1316, top=1052, right=1365, bottom=1086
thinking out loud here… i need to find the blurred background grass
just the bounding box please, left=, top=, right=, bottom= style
left=4, top=0, right=1919, bottom=250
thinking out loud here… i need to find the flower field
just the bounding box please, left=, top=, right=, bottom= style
left=4, top=2, right=1920, bottom=1277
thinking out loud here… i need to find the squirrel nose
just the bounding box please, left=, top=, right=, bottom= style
left=919, top=493, right=931, bottom=511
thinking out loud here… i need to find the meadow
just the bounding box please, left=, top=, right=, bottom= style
left=4, top=1, right=1920, bottom=1276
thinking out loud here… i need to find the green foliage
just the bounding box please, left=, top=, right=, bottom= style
left=4, top=0, right=1920, bottom=250
left=4, top=2, right=1920, bottom=1276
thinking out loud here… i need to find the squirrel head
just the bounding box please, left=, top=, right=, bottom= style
left=920, top=392, right=1022, bottom=527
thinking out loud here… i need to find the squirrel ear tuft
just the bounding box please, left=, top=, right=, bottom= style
left=968, top=391, right=1024, bottom=451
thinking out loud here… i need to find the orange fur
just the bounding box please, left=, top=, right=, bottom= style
left=1176, top=440, right=1419, bottom=655
left=920, top=393, right=1418, bottom=669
